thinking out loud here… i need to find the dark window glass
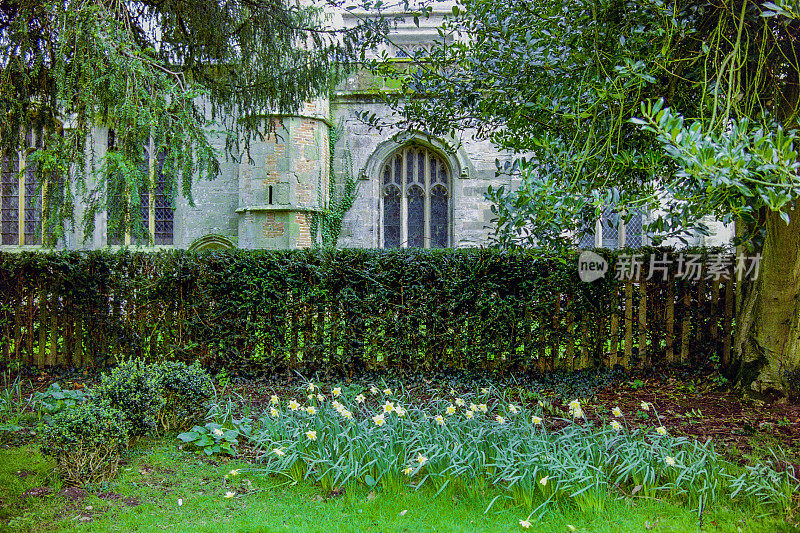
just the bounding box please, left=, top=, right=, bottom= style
left=431, top=185, right=448, bottom=248
left=383, top=184, right=401, bottom=248
left=407, top=185, right=424, bottom=248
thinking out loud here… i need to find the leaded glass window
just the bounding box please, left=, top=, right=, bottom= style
left=107, top=133, right=174, bottom=246
left=380, top=145, right=450, bottom=248
left=1, top=133, right=44, bottom=246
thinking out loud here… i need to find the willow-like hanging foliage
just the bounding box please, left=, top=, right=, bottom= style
left=0, top=0, right=384, bottom=242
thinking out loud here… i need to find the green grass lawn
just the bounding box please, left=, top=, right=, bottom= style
left=1, top=437, right=796, bottom=533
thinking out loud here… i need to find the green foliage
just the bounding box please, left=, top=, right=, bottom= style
left=92, top=359, right=166, bottom=436
left=178, top=422, right=239, bottom=456
left=0, top=247, right=731, bottom=374
left=0, top=374, right=33, bottom=434
left=245, top=387, right=798, bottom=517
left=32, top=382, right=89, bottom=423
left=155, top=361, right=215, bottom=433
left=310, top=121, right=359, bottom=248
left=0, top=0, right=383, bottom=242
left=377, top=0, right=800, bottom=248
left=39, top=401, right=130, bottom=485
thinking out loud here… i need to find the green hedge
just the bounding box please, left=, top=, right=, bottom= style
left=0, top=247, right=734, bottom=374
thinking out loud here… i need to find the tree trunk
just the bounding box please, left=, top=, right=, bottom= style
left=735, top=204, right=800, bottom=394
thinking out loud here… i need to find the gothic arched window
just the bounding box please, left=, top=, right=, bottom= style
left=380, top=145, right=450, bottom=248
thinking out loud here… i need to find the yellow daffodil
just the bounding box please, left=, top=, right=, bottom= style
left=519, top=519, right=532, bottom=529
left=416, top=454, right=427, bottom=465
left=656, top=426, right=667, bottom=435
left=273, top=447, right=285, bottom=456
left=383, top=401, right=395, bottom=414
left=307, top=383, right=316, bottom=392
left=465, top=410, right=474, bottom=420
left=269, top=406, right=280, bottom=417
left=469, top=403, right=479, bottom=412
left=229, top=469, right=240, bottom=476
left=332, top=387, right=342, bottom=397
left=612, top=407, right=623, bottom=417
left=383, top=388, right=392, bottom=395
left=305, top=430, right=317, bottom=441
left=478, top=403, right=488, bottom=413
left=342, top=409, right=353, bottom=419
left=611, top=420, right=622, bottom=431
left=372, top=413, right=385, bottom=426
left=332, top=400, right=343, bottom=411
left=395, top=406, right=406, bottom=417
left=370, top=386, right=379, bottom=395
left=446, top=405, right=456, bottom=415
left=640, top=401, right=650, bottom=411
left=532, top=416, right=542, bottom=425
left=434, top=415, right=445, bottom=426
left=225, top=491, right=235, bottom=498
left=403, top=466, right=413, bottom=475
left=496, top=415, right=506, bottom=424
left=316, top=393, right=324, bottom=402
left=539, top=476, right=548, bottom=486
left=568, top=400, right=583, bottom=418
left=509, top=404, right=519, bottom=414
left=455, top=398, right=465, bottom=407
left=306, top=406, right=316, bottom=415
left=665, top=456, right=676, bottom=466
left=356, top=394, right=366, bottom=403
left=270, top=394, right=279, bottom=405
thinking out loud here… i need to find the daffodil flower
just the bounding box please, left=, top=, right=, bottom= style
left=383, top=388, right=392, bottom=395
left=519, top=519, right=532, bottom=528
left=225, top=491, right=235, bottom=498
left=307, top=383, right=316, bottom=392
left=446, top=405, right=456, bottom=415
left=611, top=420, right=622, bottom=431
left=269, top=407, right=280, bottom=417
left=509, top=405, right=519, bottom=414
left=273, top=448, right=285, bottom=456
left=305, top=430, right=317, bottom=441
left=480, top=387, right=490, bottom=394
left=469, top=403, right=479, bottom=412
left=665, top=456, right=676, bottom=466
left=416, top=453, right=427, bottom=465
left=539, top=476, right=548, bottom=486
left=306, top=406, right=316, bottom=415
left=342, top=409, right=353, bottom=419
left=395, top=406, right=406, bottom=417
left=455, top=398, right=465, bottom=407
left=383, top=401, right=395, bottom=414
left=403, top=466, right=413, bottom=475
left=656, top=426, right=667, bottom=435
left=612, top=407, right=623, bottom=417
left=478, top=404, right=488, bottom=413
left=270, top=394, right=279, bottom=405
left=356, top=394, right=366, bottom=403
left=434, top=415, right=445, bottom=426
left=332, top=387, right=342, bottom=397
left=212, top=428, right=224, bottom=437
left=640, top=401, right=650, bottom=411
left=316, top=394, right=324, bottom=402
left=465, top=410, right=474, bottom=420
left=495, top=415, right=506, bottom=424
left=531, top=416, right=542, bottom=425
left=370, top=386, right=378, bottom=395
left=372, top=413, right=385, bottom=426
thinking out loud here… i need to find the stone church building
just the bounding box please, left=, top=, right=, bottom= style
left=0, top=5, right=731, bottom=252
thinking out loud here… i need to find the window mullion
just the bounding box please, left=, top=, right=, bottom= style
left=148, top=137, right=155, bottom=246
left=423, top=150, right=431, bottom=249
left=17, top=149, right=24, bottom=245
left=400, top=147, right=408, bottom=248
